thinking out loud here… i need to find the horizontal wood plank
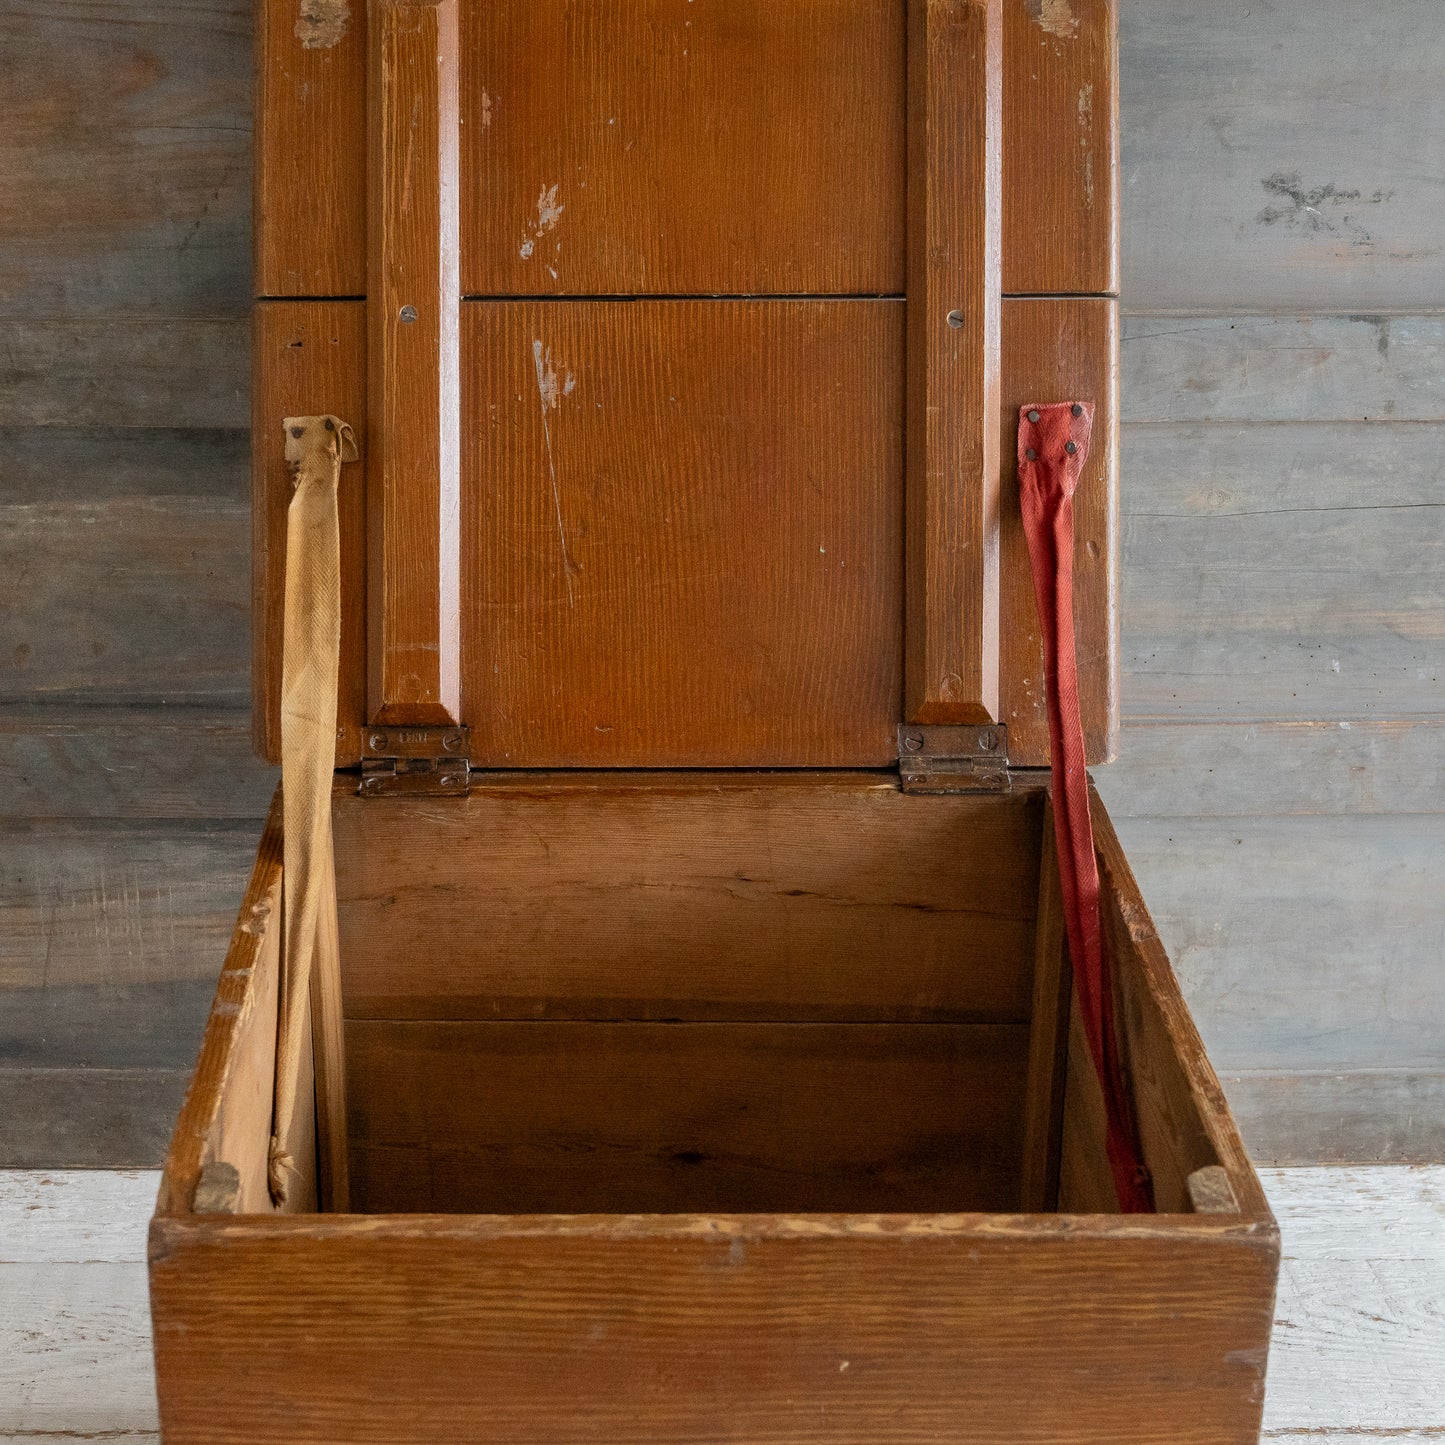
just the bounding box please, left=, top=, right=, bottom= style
left=1110, top=815, right=1445, bottom=1077
left=0, top=319, right=248, bottom=428
left=0, top=0, right=249, bottom=321
left=336, top=777, right=1041, bottom=1024
left=1227, top=1072, right=1445, bottom=1167
left=0, top=496, right=249, bottom=706
left=1100, top=719, right=1445, bottom=818
left=1117, top=422, right=1445, bottom=723
left=0, top=820, right=259, bottom=993
left=1121, top=314, right=1445, bottom=424
left=0, top=708, right=273, bottom=819
left=347, top=1019, right=1030, bottom=1215
left=0, top=1068, right=190, bottom=1168
left=1121, top=0, right=1445, bottom=313
left=150, top=1210, right=1276, bottom=1444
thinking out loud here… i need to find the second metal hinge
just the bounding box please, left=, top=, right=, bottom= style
left=358, top=725, right=471, bottom=797
left=898, top=723, right=1010, bottom=793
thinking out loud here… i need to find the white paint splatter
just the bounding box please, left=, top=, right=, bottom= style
left=1078, top=82, right=1095, bottom=207
left=1027, top=0, right=1078, bottom=40
left=295, top=0, right=349, bottom=49
left=518, top=184, right=564, bottom=263
left=536, top=183, right=565, bottom=232
left=479, top=90, right=492, bottom=127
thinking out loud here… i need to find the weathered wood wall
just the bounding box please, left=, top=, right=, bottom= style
left=2, top=0, right=1441, bottom=1164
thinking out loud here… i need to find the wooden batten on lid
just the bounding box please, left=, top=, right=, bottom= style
left=252, top=0, right=1120, bottom=775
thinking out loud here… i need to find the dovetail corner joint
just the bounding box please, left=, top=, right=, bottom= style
left=898, top=723, right=1010, bottom=794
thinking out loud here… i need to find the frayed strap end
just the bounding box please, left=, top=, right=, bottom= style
left=268, top=1137, right=295, bottom=1206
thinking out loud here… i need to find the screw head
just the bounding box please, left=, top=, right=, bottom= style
left=363, top=774, right=385, bottom=791
left=1027, top=409, right=1040, bottom=424
left=442, top=730, right=465, bottom=753
left=440, top=772, right=461, bottom=788
left=399, top=305, right=418, bottom=323
left=946, top=309, right=965, bottom=329
left=977, top=727, right=998, bottom=752
left=369, top=732, right=389, bottom=752
left=1064, top=440, right=1078, bottom=455
left=902, top=732, right=926, bottom=752
left=1025, top=447, right=1037, bottom=461
left=1071, top=403, right=1084, bottom=417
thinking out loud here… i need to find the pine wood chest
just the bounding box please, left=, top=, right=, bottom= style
left=148, top=2, right=1280, bottom=1440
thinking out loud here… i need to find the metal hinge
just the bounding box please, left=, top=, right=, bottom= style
left=357, top=725, right=471, bottom=797
left=898, top=723, right=1010, bottom=794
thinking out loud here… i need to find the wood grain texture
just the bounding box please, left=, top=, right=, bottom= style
left=366, top=0, right=461, bottom=726
left=335, top=775, right=1042, bottom=1023
left=16, top=1167, right=1442, bottom=1442
left=904, top=0, right=1002, bottom=726
left=1110, top=814, right=1445, bottom=1075
left=0, top=494, right=248, bottom=707
left=0, top=1068, right=190, bottom=1168
left=346, top=1020, right=1029, bottom=1215
left=149, top=1209, right=1278, bottom=1445
left=0, top=708, right=274, bottom=821
left=1102, top=720, right=1445, bottom=818
left=154, top=793, right=284, bottom=1219
left=1121, top=0, right=1445, bottom=313
left=461, top=300, right=903, bottom=766
left=252, top=301, right=367, bottom=764
left=460, top=0, right=905, bottom=297
left=1018, top=800, right=1070, bottom=1211
left=0, top=318, right=248, bottom=428
left=1227, top=1073, right=1445, bottom=1166
left=1121, top=314, right=1445, bottom=424
left=1003, top=0, right=1118, bottom=295
left=0, top=0, right=250, bottom=321
left=1000, top=297, right=1118, bottom=764
left=1072, top=788, right=1271, bottom=1220
left=254, top=0, right=366, bottom=296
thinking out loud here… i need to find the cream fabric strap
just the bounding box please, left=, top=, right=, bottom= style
left=269, top=414, right=358, bottom=1205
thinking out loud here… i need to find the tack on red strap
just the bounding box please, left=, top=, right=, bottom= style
left=1018, top=402, right=1154, bottom=1214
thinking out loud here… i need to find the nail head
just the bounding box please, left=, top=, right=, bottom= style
left=1064, top=441, right=1078, bottom=455
left=1027, top=409, right=1040, bottom=424
left=1025, top=448, right=1037, bottom=461
left=1071, top=403, right=1084, bottom=417
left=946, top=310, right=965, bottom=329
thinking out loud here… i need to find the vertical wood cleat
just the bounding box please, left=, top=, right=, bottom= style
left=271, top=414, right=357, bottom=1207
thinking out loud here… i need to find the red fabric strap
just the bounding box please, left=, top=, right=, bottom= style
left=1017, top=402, right=1154, bottom=1214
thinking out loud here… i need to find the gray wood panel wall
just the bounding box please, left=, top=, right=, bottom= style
left=1, top=0, right=1441, bottom=1164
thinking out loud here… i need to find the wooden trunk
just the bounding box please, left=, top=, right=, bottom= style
left=150, top=2, right=1279, bottom=1440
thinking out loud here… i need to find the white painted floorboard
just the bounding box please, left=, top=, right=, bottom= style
left=1, top=1166, right=1441, bottom=1441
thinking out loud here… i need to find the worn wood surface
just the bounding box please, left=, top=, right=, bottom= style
left=9, top=1165, right=1440, bottom=1443
left=1003, top=0, right=1118, bottom=295
left=904, top=0, right=1002, bottom=726
left=335, top=777, right=1041, bottom=1024
left=461, top=300, right=903, bottom=765
left=148, top=1209, right=1275, bottom=1444
left=4, top=0, right=1444, bottom=1163
left=462, top=0, right=906, bottom=297
left=347, top=1019, right=1029, bottom=1215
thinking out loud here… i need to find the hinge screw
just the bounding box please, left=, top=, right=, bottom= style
left=901, top=732, right=925, bottom=752
left=363, top=774, right=385, bottom=791
left=369, top=733, right=389, bottom=752
left=440, top=772, right=462, bottom=788
left=442, top=730, right=465, bottom=753
left=977, top=727, right=998, bottom=752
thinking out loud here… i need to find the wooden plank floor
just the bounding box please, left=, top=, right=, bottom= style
left=2, top=1168, right=1441, bottom=1442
